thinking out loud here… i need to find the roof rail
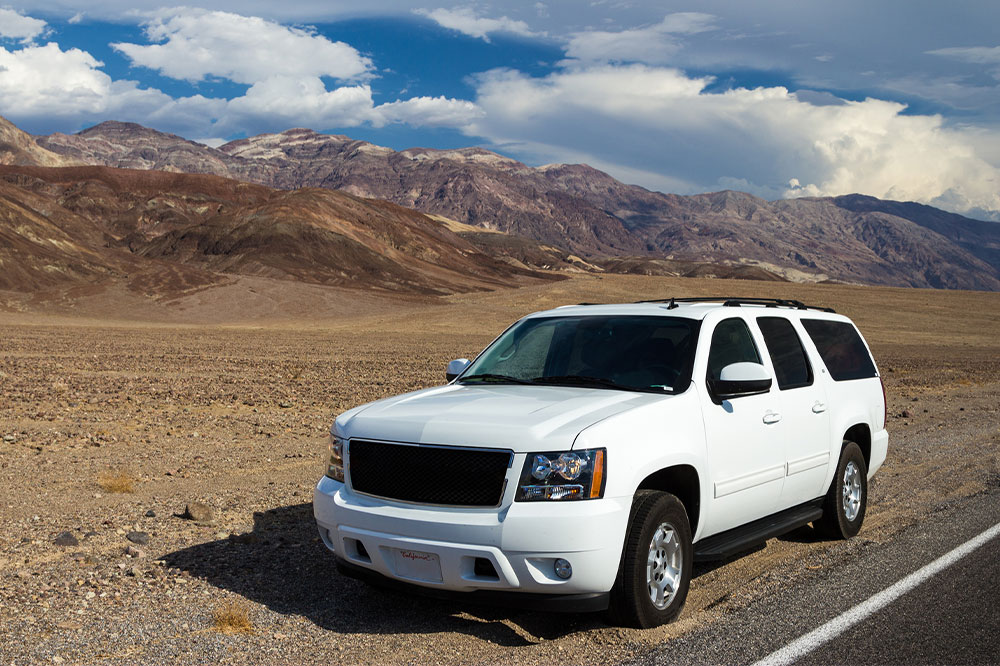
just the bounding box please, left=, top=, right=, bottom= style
left=636, top=296, right=836, bottom=313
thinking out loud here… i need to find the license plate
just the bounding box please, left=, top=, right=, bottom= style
left=392, top=548, right=442, bottom=582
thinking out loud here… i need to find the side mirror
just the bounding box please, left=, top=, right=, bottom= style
left=446, top=358, right=471, bottom=382
left=709, top=362, right=772, bottom=401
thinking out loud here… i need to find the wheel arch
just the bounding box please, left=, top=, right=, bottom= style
left=844, top=423, right=872, bottom=469
left=635, top=464, right=701, bottom=536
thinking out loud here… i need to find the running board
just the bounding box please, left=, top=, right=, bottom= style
left=694, top=500, right=824, bottom=562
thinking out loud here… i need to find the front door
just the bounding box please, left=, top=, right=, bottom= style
left=699, top=317, right=784, bottom=537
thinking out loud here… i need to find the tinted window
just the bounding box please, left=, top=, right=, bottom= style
left=758, top=317, right=813, bottom=390
left=462, top=315, right=699, bottom=393
left=801, top=319, right=877, bottom=381
left=707, top=318, right=762, bottom=381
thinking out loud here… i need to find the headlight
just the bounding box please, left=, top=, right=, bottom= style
left=516, top=448, right=605, bottom=501
left=326, top=433, right=346, bottom=482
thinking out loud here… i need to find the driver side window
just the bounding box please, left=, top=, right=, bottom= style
left=707, top=318, right=762, bottom=380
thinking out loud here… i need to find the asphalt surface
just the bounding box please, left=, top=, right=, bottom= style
left=631, top=487, right=1000, bottom=666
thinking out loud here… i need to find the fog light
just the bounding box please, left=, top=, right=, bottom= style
left=554, top=558, right=572, bottom=580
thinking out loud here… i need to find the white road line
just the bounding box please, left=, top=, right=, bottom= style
left=751, top=521, right=1000, bottom=666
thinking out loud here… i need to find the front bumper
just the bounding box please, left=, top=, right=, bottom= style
left=313, top=476, right=630, bottom=598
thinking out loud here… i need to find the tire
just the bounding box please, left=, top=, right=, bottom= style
left=608, top=490, right=692, bottom=628
left=816, top=441, right=868, bottom=539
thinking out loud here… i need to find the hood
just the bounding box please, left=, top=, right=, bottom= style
left=338, top=384, right=668, bottom=452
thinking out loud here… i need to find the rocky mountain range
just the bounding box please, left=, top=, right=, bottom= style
left=12, top=118, right=1000, bottom=291
left=0, top=162, right=554, bottom=298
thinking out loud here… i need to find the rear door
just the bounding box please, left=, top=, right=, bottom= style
left=755, top=316, right=832, bottom=508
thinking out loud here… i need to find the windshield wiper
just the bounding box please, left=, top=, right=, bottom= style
left=532, top=375, right=639, bottom=392
left=459, top=373, right=534, bottom=384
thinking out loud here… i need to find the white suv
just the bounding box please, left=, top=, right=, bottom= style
left=313, top=297, right=888, bottom=627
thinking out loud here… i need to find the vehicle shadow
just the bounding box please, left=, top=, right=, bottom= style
left=161, top=502, right=602, bottom=646
left=775, top=524, right=824, bottom=544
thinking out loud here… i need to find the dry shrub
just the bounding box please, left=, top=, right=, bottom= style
left=211, top=601, right=254, bottom=634
left=97, top=470, right=137, bottom=494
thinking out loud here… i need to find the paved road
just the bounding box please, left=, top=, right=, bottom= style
left=632, top=487, right=1000, bottom=666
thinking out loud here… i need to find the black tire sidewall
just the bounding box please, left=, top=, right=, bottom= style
left=827, top=441, right=868, bottom=538
left=613, top=492, right=693, bottom=628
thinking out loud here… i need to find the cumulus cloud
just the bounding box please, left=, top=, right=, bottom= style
left=467, top=64, right=1000, bottom=219
left=0, top=15, right=481, bottom=140
left=414, top=7, right=541, bottom=42
left=0, top=42, right=174, bottom=119
left=374, top=95, right=483, bottom=127
left=112, top=8, right=372, bottom=83
left=0, top=7, right=47, bottom=43
left=564, top=12, right=715, bottom=64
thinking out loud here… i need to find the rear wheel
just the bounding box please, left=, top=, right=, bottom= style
left=608, top=490, right=692, bottom=628
left=816, top=441, right=868, bottom=539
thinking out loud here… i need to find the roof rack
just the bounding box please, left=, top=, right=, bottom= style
left=636, top=296, right=836, bottom=313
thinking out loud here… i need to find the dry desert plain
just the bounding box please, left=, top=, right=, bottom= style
left=1, top=273, right=999, bottom=665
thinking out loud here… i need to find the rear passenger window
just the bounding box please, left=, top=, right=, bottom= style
left=707, top=318, right=762, bottom=381
left=757, top=317, right=812, bottom=390
left=801, top=319, right=877, bottom=381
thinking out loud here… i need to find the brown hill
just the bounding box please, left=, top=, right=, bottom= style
left=1, top=116, right=78, bottom=167
left=34, top=119, right=1000, bottom=291
left=0, top=164, right=556, bottom=299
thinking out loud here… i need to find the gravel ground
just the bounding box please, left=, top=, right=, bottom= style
left=1, top=275, right=998, bottom=665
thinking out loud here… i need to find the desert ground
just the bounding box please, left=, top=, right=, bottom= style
left=1, top=274, right=998, bottom=665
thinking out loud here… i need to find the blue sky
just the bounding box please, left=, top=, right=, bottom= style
left=1, top=1, right=998, bottom=220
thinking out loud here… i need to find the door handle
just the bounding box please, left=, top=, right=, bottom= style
left=763, top=411, right=782, bottom=424
left=812, top=401, right=827, bottom=413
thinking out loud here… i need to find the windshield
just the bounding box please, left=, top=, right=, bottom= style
left=460, top=315, right=699, bottom=393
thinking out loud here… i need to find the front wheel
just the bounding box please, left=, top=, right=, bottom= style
left=608, top=490, right=692, bottom=628
left=816, top=441, right=868, bottom=539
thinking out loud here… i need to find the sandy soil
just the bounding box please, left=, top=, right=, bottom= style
left=1, top=274, right=998, bottom=665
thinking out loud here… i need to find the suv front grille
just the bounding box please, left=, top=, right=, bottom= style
left=348, top=440, right=512, bottom=507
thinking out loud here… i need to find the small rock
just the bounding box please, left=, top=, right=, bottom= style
left=3, top=434, right=15, bottom=443
left=126, top=531, right=150, bottom=545
left=125, top=545, right=145, bottom=558
left=128, top=566, right=142, bottom=577
left=278, top=401, right=293, bottom=409
left=182, top=502, right=215, bottom=524
left=145, top=509, right=156, bottom=518
left=900, top=409, right=913, bottom=418
left=53, top=532, right=79, bottom=547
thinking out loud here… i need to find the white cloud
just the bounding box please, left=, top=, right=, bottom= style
left=374, top=95, right=483, bottom=127
left=0, top=25, right=480, bottom=139
left=414, top=7, right=541, bottom=43
left=0, top=42, right=171, bottom=118
left=112, top=8, right=372, bottom=84
left=928, top=46, right=1000, bottom=66
left=928, top=45, right=1000, bottom=81
left=193, top=137, right=226, bottom=148
left=467, top=64, right=1000, bottom=219
left=0, top=7, right=47, bottom=43
left=564, top=12, right=715, bottom=64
